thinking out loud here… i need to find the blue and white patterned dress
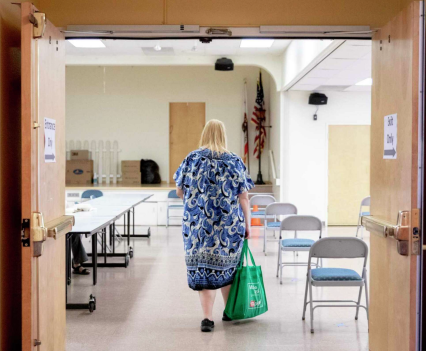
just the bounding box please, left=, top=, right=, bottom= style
left=173, top=148, right=255, bottom=291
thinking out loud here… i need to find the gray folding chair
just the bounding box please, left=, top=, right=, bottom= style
left=356, top=196, right=370, bottom=239
left=263, top=203, right=297, bottom=255
left=249, top=195, right=276, bottom=220
left=277, top=215, right=322, bottom=284
left=166, top=190, right=184, bottom=227
left=302, top=237, right=369, bottom=333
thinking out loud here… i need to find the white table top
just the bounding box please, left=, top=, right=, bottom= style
left=69, top=193, right=152, bottom=234
left=70, top=215, right=116, bottom=235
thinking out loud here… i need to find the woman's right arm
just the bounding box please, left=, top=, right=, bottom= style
left=238, top=191, right=251, bottom=239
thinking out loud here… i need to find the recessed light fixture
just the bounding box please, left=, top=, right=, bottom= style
left=67, top=39, right=106, bottom=48
left=240, top=39, right=274, bottom=48
left=356, top=78, right=372, bottom=86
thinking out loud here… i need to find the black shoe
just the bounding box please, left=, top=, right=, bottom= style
left=222, top=311, right=232, bottom=321
left=201, top=319, right=214, bottom=332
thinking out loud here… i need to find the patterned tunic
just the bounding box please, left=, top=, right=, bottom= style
left=173, top=148, right=254, bottom=291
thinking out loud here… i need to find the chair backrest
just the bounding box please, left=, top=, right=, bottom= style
left=81, top=190, right=103, bottom=200
left=250, top=195, right=276, bottom=207
left=308, top=237, right=368, bottom=267
left=265, top=203, right=297, bottom=216
left=360, top=196, right=370, bottom=207
left=168, top=190, right=180, bottom=199
left=280, top=215, right=322, bottom=232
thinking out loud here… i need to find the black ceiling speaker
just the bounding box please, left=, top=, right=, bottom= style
left=215, top=57, right=234, bottom=71
left=309, top=93, right=328, bottom=105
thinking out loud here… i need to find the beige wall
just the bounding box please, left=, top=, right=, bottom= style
left=39, top=0, right=412, bottom=28
left=66, top=66, right=277, bottom=182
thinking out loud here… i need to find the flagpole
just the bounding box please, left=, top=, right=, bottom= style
left=244, top=79, right=250, bottom=173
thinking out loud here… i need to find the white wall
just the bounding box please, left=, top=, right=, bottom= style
left=66, top=66, right=277, bottom=182
left=269, top=78, right=281, bottom=199
left=280, top=91, right=371, bottom=222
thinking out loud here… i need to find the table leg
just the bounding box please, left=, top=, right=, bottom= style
left=92, top=233, right=97, bottom=285
left=113, top=222, right=116, bottom=254
left=104, top=228, right=107, bottom=265
left=127, top=210, right=131, bottom=245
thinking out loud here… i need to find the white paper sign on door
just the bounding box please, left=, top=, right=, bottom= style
left=44, top=117, right=56, bottom=163
left=383, top=113, right=397, bottom=159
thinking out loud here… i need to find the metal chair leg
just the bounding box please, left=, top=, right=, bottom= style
left=355, top=285, right=363, bottom=320
left=364, top=272, right=369, bottom=321
left=276, top=241, right=281, bottom=277
left=279, top=248, right=283, bottom=285
left=302, top=273, right=309, bottom=320
left=263, top=225, right=267, bottom=255
left=308, top=277, right=314, bottom=333
left=166, top=206, right=169, bottom=228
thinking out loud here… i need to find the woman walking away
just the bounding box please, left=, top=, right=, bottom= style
left=174, top=119, right=254, bottom=332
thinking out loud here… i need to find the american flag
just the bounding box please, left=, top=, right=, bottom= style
left=242, top=80, right=249, bottom=169
left=251, top=71, right=266, bottom=159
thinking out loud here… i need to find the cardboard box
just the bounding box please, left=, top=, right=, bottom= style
left=121, top=171, right=141, bottom=185
left=122, top=160, right=140, bottom=173
left=66, top=160, right=93, bottom=185
left=71, top=150, right=90, bottom=160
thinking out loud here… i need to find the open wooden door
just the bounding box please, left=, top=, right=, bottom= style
left=169, top=102, right=205, bottom=182
left=21, top=3, right=68, bottom=350
left=365, top=2, right=423, bottom=350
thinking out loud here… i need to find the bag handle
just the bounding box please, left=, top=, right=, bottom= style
left=239, top=239, right=256, bottom=267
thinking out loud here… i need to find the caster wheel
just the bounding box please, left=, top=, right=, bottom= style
left=129, top=247, right=134, bottom=258
left=355, top=317, right=358, bottom=320
left=125, top=255, right=130, bottom=267
left=302, top=317, right=305, bottom=320
left=89, top=294, right=96, bottom=313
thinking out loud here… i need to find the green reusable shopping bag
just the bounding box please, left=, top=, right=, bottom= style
left=224, top=239, right=268, bottom=320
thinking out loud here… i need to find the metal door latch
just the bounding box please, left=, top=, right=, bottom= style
left=361, top=210, right=419, bottom=256
left=29, top=12, right=46, bottom=38
left=31, top=212, right=47, bottom=257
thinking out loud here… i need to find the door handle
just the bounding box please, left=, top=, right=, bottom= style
left=361, top=211, right=411, bottom=256
left=46, top=215, right=75, bottom=240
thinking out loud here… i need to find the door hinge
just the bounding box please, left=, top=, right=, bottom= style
left=29, top=12, right=46, bottom=38
left=21, top=218, right=30, bottom=247
left=34, top=339, right=41, bottom=346
left=33, top=121, right=40, bottom=129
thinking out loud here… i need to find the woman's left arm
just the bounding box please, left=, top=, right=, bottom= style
left=176, top=187, right=184, bottom=199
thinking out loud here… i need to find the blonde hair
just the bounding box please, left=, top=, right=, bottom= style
left=199, top=119, right=229, bottom=153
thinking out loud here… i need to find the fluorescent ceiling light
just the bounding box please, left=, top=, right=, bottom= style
left=68, top=39, right=106, bottom=48
left=240, top=39, right=274, bottom=48
left=355, top=78, right=372, bottom=86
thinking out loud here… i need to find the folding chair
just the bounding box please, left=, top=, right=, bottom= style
left=302, top=237, right=369, bottom=333
left=277, top=215, right=322, bottom=284
left=167, top=190, right=184, bottom=227
left=356, top=196, right=370, bottom=239
left=263, top=203, right=297, bottom=255
left=250, top=195, right=276, bottom=219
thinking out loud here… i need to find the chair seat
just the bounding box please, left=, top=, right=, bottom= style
left=251, top=210, right=265, bottom=216
left=311, top=268, right=362, bottom=281
left=168, top=204, right=184, bottom=208
left=360, top=211, right=370, bottom=216
left=281, top=238, right=315, bottom=248
left=266, top=221, right=280, bottom=228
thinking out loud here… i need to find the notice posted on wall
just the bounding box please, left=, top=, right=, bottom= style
left=383, top=114, right=397, bottom=160
left=44, top=117, right=56, bottom=163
